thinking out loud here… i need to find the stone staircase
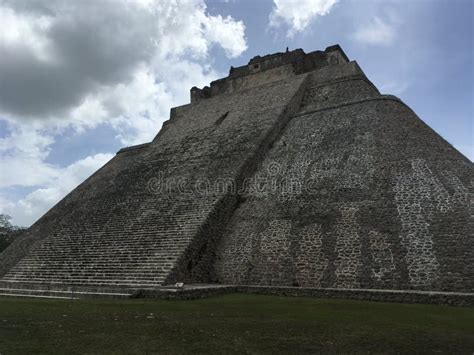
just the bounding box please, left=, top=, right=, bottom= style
left=1, top=196, right=218, bottom=289
left=0, top=282, right=135, bottom=299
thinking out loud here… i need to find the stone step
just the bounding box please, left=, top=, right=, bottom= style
left=1, top=275, right=165, bottom=282
left=0, top=292, right=76, bottom=300
left=15, top=257, right=178, bottom=262
left=4, top=275, right=167, bottom=281
left=29, top=244, right=189, bottom=249
left=0, top=288, right=133, bottom=299
left=2, top=275, right=165, bottom=282
left=29, top=237, right=191, bottom=243
left=15, top=256, right=175, bottom=261
left=32, top=242, right=191, bottom=249
left=37, top=239, right=193, bottom=245
left=7, top=265, right=173, bottom=271
left=30, top=248, right=161, bottom=251
left=14, top=263, right=175, bottom=268
left=7, top=267, right=170, bottom=273
left=6, top=272, right=169, bottom=278
left=33, top=246, right=188, bottom=251
left=9, top=262, right=175, bottom=268
left=4, top=274, right=168, bottom=280
left=12, top=268, right=169, bottom=272
left=0, top=279, right=164, bottom=287
left=23, top=249, right=185, bottom=256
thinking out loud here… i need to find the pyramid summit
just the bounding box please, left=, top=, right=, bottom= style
left=1, top=45, right=472, bottom=298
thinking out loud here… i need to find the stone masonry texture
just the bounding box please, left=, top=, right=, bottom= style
left=0, top=45, right=472, bottom=293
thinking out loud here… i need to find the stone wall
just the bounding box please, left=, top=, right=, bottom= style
left=137, top=285, right=474, bottom=307
left=190, top=45, right=349, bottom=103
left=214, top=76, right=473, bottom=292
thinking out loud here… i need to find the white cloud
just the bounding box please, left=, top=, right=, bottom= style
left=269, top=0, right=338, bottom=37
left=0, top=153, right=113, bottom=226
left=0, top=0, right=247, bottom=121
left=0, top=5, right=53, bottom=62
left=0, top=0, right=248, bottom=226
left=109, top=61, right=221, bottom=145
left=353, top=17, right=396, bottom=46
left=0, top=125, right=56, bottom=187
left=379, top=81, right=411, bottom=95
left=203, top=14, right=247, bottom=58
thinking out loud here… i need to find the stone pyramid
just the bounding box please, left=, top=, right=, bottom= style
left=1, top=45, right=472, bottom=293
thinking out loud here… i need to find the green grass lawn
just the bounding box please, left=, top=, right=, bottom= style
left=0, top=294, right=473, bottom=354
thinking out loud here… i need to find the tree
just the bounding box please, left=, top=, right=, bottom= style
left=0, top=214, right=25, bottom=252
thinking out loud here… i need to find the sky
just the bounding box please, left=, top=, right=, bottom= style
left=0, top=0, right=472, bottom=227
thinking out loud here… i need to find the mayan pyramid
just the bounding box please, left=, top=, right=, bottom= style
left=1, top=45, right=472, bottom=294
